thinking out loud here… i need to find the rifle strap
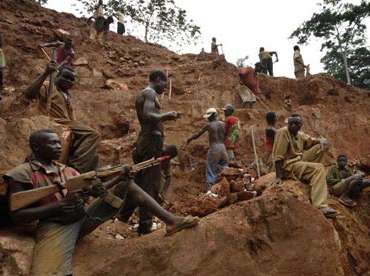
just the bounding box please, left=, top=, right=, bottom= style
left=53, top=180, right=65, bottom=198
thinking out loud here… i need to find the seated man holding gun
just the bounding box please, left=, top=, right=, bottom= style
left=5, top=129, right=199, bottom=276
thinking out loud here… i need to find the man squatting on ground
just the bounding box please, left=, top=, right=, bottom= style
left=187, top=108, right=229, bottom=194
left=271, top=113, right=338, bottom=218
left=326, top=154, right=370, bottom=207
left=237, top=62, right=263, bottom=109
left=5, top=129, right=199, bottom=276
left=222, top=104, right=240, bottom=161
left=25, top=62, right=101, bottom=173
left=120, top=71, right=182, bottom=235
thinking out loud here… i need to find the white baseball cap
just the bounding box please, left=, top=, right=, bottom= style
left=203, top=107, right=217, bottom=118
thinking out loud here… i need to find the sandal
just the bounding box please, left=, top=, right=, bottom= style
left=165, top=216, right=200, bottom=236
left=338, top=196, right=357, bottom=208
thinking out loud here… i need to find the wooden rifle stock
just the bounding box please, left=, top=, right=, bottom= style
left=10, top=156, right=170, bottom=211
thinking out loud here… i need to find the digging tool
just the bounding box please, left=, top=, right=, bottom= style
left=10, top=156, right=172, bottom=211
left=220, top=44, right=224, bottom=55
left=46, top=49, right=57, bottom=115
left=255, top=95, right=269, bottom=109
left=251, top=127, right=261, bottom=178
left=168, top=78, right=172, bottom=99
left=41, top=47, right=51, bottom=60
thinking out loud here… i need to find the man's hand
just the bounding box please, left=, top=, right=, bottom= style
left=45, top=61, right=58, bottom=74
left=90, top=182, right=108, bottom=198
left=270, top=178, right=283, bottom=185
left=166, top=111, right=181, bottom=121
left=320, top=138, right=330, bottom=151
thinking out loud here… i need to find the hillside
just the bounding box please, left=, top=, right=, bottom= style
left=1, top=0, right=370, bottom=275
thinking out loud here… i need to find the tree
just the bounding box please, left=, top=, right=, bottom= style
left=290, top=0, right=370, bottom=85
left=321, top=46, right=370, bottom=89
left=31, top=0, right=48, bottom=5
left=75, top=0, right=201, bottom=48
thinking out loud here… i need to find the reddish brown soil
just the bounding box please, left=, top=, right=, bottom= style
left=1, top=0, right=370, bottom=275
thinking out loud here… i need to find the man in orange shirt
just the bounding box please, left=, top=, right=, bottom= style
left=237, top=62, right=262, bottom=109
left=222, top=104, right=240, bottom=161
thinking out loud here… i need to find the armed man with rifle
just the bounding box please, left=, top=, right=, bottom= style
left=5, top=129, right=199, bottom=276
left=25, top=61, right=101, bottom=174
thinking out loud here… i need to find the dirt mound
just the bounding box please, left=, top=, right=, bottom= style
left=1, top=0, right=370, bottom=275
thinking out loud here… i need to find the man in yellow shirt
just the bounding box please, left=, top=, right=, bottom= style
left=272, top=113, right=338, bottom=218
left=293, top=45, right=306, bottom=78
left=25, top=62, right=101, bottom=173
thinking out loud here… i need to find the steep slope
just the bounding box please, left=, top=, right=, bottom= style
left=1, top=1, right=370, bottom=275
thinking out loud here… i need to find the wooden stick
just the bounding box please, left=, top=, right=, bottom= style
left=41, top=47, right=51, bottom=60
left=251, top=127, right=261, bottom=178
left=46, top=49, right=57, bottom=115
left=168, top=78, right=172, bottom=99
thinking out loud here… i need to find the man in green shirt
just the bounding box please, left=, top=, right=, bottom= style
left=326, top=154, right=370, bottom=207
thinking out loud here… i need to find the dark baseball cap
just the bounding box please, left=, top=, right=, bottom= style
left=221, top=104, right=234, bottom=111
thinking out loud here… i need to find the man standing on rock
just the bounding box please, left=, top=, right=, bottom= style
left=222, top=104, right=240, bottom=161
left=272, top=113, right=338, bottom=218
left=327, top=154, right=370, bottom=207
left=293, top=45, right=306, bottom=79
left=187, top=108, right=229, bottom=195
left=259, top=47, right=278, bottom=76
left=237, top=62, right=263, bottom=109
left=5, top=129, right=199, bottom=276
left=132, top=70, right=182, bottom=235
left=25, top=62, right=101, bottom=173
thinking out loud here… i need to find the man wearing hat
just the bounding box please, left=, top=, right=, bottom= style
left=187, top=108, right=229, bottom=194
left=222, top=104, right=240, bottom=161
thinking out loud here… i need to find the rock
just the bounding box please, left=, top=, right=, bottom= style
left=230, top=179, right=244, bottom=192
left=211, top=177, right=230, bottom=197
left=73, top=57, right=89, bottom=66
left=92, top=69, right=103, bottom=77
left=105, top=79, right=128, bottom=91
left=188, top=195, right=228, bottom=217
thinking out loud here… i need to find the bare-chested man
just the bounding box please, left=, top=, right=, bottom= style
left=187, top=108, right=229, bottom=194
left=130, top=70, right=181, bottom=235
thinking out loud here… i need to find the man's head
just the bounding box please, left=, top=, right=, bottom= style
left=203, top=107, right=217, bottom=121
left=149, top=70, right=167, bottom=94
left=259, top=47, right=264, bottom=52
left=222, top=104, right=234, bottom=116
left=163, top=144, right=178, bottom=159
left=287, top=113, right=302, bottom=135
left=55, top=67, right=76, bottom=91
left=294, top=45, right=300, bottom=51
left=212, top=37, right=216, bottom=42
left=64, top=37, right=72, bottom=49
left=266, top=112, right=276, bottom=125
left=337, top=154, right=347, bottom=168
left=255, top=62, right=263, bottom=73
left=29, top=129, right=62, bottom=161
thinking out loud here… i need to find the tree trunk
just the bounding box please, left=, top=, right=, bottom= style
left=144, top=22, right=149, bottom=43
left=341, top=51, right=351, bottom=85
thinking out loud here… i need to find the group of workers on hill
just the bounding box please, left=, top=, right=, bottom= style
left=0, top=5, right=368, bottom=275
left=212, top=37, right=309, bottom=109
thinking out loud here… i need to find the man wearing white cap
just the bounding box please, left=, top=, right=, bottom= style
left=187, top=108, right=229, bottom=194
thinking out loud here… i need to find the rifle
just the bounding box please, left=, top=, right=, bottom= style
left=46, top=48, right=57, bottom=115
left=10, top=156, right=170, bottom=211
